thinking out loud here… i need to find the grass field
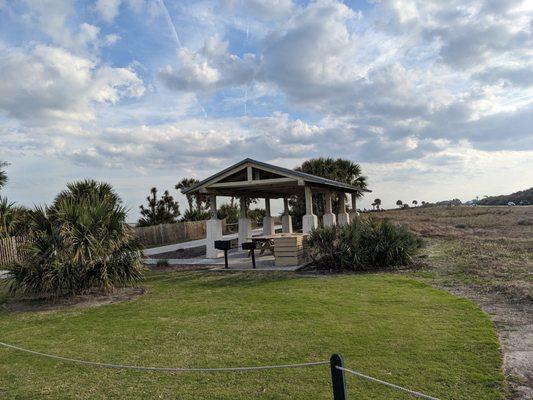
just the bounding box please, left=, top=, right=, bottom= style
left=0, top=271, right=503, bottom=400
left=374, top=206, right=533, bottom=302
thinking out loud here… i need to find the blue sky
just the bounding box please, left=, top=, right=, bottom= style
left=1, top=0, right=532, bottom=219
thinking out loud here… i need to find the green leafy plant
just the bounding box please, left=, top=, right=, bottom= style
left=248, top=208, right=266, bottom=225
left=6, top=180, right=144, bottom=297
left=0, top=197, right=32, bottom=238
left=138, top=187, right=180, bottom=226
left=307, top=218, right=420, bottom=271
left=217, top=201, right=239, bottom=224
left=0, top=161, right=8, bottom=190
left=289, top=158, right=367, bottom=226
left=181, top=208, right=210, bottom=222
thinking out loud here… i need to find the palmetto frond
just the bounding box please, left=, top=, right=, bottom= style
left=6, top=181, right=144, bottom=297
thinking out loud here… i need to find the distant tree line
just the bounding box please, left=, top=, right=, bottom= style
left=475, top=188, right=532, bottom=206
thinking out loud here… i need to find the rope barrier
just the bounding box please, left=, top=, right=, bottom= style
left=1, top=341, right=442, bottom=399
left=0, top=341, right=328, bottom=372
left=336, top=365, right=441, bottom=400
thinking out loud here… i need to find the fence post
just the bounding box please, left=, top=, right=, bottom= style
left=330, top=354, right=347, bottom=400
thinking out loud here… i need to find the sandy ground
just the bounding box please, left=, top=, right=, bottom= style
left=3, top=287, right=147, bottom=313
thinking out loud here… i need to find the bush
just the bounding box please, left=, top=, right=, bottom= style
left=0, top=197, right=33, bottom=238
left=180, top=208, right=209, bottom=222
left=307, top=218, right=420, bottom=271
left=517, top=219, right=532, bottom=226
left=6, top=180, right=144, bottom=297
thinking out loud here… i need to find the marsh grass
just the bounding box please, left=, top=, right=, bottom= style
left=372, top=206, right=533, bottom=301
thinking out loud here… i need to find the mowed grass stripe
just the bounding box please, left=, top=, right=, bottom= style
left=0, top=271, right=504, bottom=400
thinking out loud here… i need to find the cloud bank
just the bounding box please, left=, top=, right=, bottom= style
left=0, top=0, right=532, bottom=212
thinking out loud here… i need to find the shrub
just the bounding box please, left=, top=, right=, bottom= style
left=181, top=208, right=210, bottom=222
left=6, top=180, right=144, bottom=297
left=517, top=219, right=532, bottom=226
left=307, top=218, right=419, bottom=271
left=0, top=197, right=33, bottom=238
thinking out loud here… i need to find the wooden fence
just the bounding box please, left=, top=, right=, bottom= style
left=0, top=220, right=226, bottom=263
left=134, top=220, right=226, bottom=247
left=0, top=236, right=27, bottom=266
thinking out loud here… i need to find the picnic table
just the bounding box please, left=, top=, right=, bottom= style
left=250, top=235, right=276, bottom=255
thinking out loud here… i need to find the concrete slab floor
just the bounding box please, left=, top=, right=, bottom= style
left=144, top=249, right=307, bottom=271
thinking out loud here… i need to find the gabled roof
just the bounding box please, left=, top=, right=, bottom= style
left=181, top=158, right=370, bottom=197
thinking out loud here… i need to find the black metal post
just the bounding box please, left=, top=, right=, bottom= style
left=224, top=249, right=229, bottom=269
left=330, top=354, right=347, bottom=400
left=251, top=249, right=256, bottom=269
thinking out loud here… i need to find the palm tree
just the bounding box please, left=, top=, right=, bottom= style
left=291, top=158, right=368, bottom=222
left=7, top=180, right=144, bottom=296
left=374, top=198, right=382, bottom=210
left=412, top=200, right=418, bottom=207
left=296, top=158, right=367, bottom=193
left=0, top=161, right=8, bottom=191
left=396, top=200, right=403, bottom=208
left=0, top=197, right=31, bottom=238
left=175, top=178, right=199, bottom=213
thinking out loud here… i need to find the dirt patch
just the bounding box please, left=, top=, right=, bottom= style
left=3, top=286, right=147, bottom=313
left=147, top=245, right=206, bottom=259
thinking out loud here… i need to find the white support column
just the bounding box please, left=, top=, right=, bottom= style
left=206, top=194, right=223, bottom=258
left=349, top=193, right=358, bottom=222
left=337, top=193, right=350, bottom=226
left=302, top=186, right=318, bottom=233
left=282, top=198, right=293, bottom=233
left=238, top=197, right=251, bottom=246
left=262, top=198, right=275, bottom=235
left=323, top=192, right=337, bottom=227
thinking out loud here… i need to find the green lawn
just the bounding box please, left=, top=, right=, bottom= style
left=0, top=271, right=504, bottom=399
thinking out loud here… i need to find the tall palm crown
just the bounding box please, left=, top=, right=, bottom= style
left=295, top=157, right=367, bottom=196
left=291, top=158, right=368, bottom=220
left=175, top=178, right=200, bottom=213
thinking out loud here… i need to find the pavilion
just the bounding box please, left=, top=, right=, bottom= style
left=181, top=158, right=370, bottom=258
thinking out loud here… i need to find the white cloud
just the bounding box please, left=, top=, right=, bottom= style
left=17, top=0, right=123, bottom=53
left=158, top=36, right=258, bottom=93
left=159, top=48, right=221, bottom=91
left=95, top=0, right=146, bottom=23
left=1, top=0, right=532, bottom=214
left=95, top=0, right=122, bottom=23
left=158, top=0, right=532, bottom=157
left=219, top=0, right=294, bottom=20
left=0, top=45, right=145, bottom=125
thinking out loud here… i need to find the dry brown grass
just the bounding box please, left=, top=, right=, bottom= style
left=367, top=206, right=533, bottom=302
